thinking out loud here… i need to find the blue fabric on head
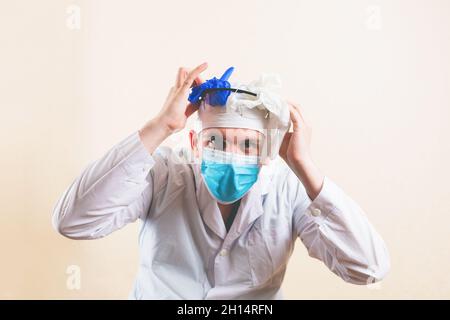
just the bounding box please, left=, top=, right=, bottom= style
left=188, top=66, right=235, bottom=106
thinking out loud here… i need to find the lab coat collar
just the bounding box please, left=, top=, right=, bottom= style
left=191, top=163, right=267, bottom=240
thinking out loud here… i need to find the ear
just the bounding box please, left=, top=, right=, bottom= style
left=189, top=130, right=199, bottom=158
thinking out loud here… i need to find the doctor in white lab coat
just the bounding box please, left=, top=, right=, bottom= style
left=52, top=63, right=390, bottom=299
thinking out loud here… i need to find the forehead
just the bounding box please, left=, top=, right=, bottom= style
left=200, top=127, right=263, bottom=140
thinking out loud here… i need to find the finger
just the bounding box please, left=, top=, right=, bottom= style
left=182, top=69, right=205, bottom=88
left=193, top=75, right=204, bottom=87
left=288, top=100, right=309, bottom=125
left=280, top=131, right=292, bottom=148
left=176, top=68, right=188, bottom=88
left=288, top=103, right=303, bottom=132
left=279, top=132, right=292, bottom=159
left=185, top=102, right=199, bottom=118
left=165, top=86, right=176, bottom=100
left=287, top=101, right=304, bottom=121
left=181, top=62, right=208, bottom=91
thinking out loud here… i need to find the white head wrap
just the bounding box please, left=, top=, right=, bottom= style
left=197, top=73, right=290, bottom=159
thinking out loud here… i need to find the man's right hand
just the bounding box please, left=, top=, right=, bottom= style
left=157, top=63, right=208, bottom=133
left=138, top=63, right=208, bottom=154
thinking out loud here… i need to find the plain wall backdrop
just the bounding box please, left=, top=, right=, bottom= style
left=1, top=0, right=449, bottom=299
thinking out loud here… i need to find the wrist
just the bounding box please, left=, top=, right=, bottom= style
left=290, top=157, right=324, bottom=200
left=287, top=153, right=314, bottom=173
left=293, top=156, right=314, bottom=170
left=156, top=114, right=177, bottom=134
left=138, top=116, right=173, bottom=154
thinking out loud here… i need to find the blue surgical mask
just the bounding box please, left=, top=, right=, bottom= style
left=200, top=148, right=260, bottom=204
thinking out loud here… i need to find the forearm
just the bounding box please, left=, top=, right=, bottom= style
left=138, top=116, right=173, bottom=154
left=52, top=131, right=155, bottom=239
left=295, top=176, right=390, bottom=284
left=289, top=158, right=324, bottom=201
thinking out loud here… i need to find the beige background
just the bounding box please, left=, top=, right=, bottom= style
left=1, top=0, right=449, bottom=299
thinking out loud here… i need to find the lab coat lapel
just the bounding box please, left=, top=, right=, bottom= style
left=226, top=161, right=277, bottom=240
left=225, top=176, right=264, bottom=244
left=191, top=161, right=272, bottom=241
left=192, top=164, right=227, bottom=239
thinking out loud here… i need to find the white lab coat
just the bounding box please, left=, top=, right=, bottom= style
left=52, top=131, right=390, bottom=299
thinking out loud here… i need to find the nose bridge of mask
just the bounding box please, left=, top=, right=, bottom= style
left=201, top=147, right=260, bottom=165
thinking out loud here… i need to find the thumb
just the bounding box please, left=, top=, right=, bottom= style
left=279, top=132, right=292, bottom=159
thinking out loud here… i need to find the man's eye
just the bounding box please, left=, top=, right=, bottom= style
left=240, top=139, right=258, bottom=153
left=243, top=139, right=256, bottom=149
left=207, top=135, right=225, bottom=150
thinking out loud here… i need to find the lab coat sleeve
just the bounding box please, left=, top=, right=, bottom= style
left=291, top=175, right=390, bottom=285
left=52, top=131, right=157, bottom=240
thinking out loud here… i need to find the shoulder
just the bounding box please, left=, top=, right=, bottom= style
left=150, top=146, right=196, bottom=193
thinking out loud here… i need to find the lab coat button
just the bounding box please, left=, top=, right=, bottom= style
left=219, top=249, right=228, bottom=256
left=311, top=208, right=321, bottom=216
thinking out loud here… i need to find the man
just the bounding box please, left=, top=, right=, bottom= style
left=52, top=63, right=390, bottom=299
